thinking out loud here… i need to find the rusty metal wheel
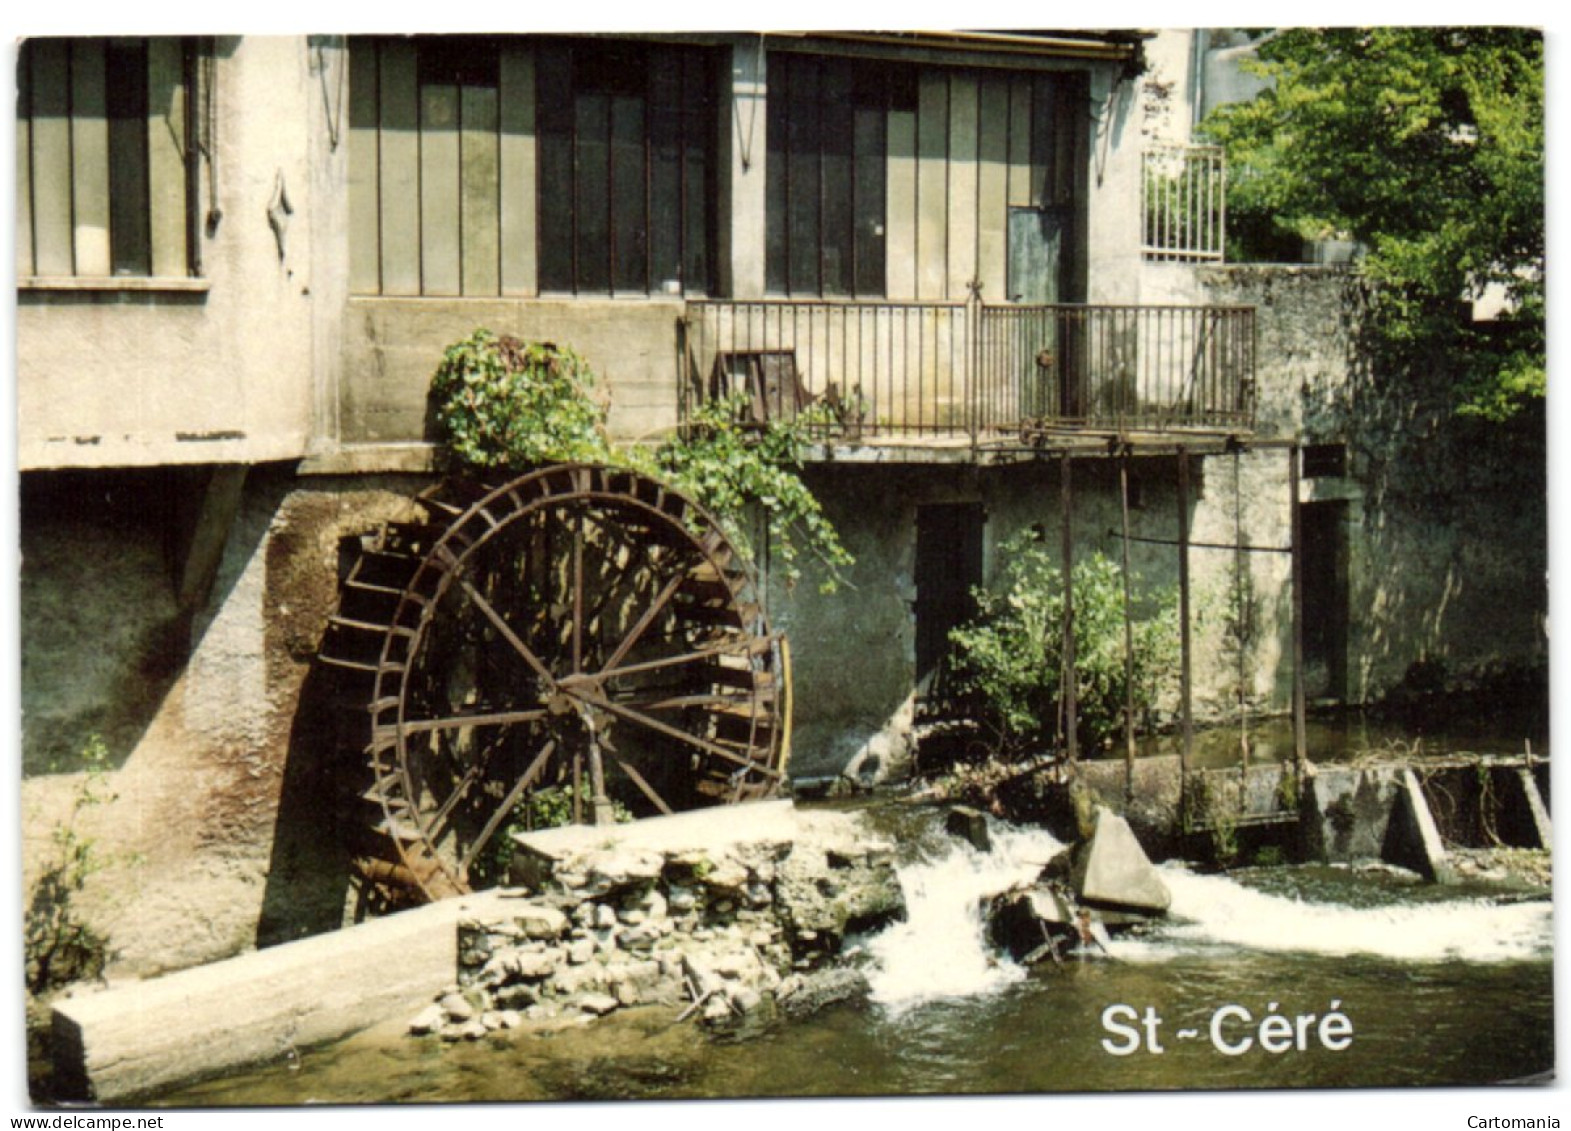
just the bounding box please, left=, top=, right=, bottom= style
left=322, top=464, right=788, bottom=903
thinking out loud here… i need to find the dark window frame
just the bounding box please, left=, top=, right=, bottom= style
left=16, top=36, right=199, bottom=280
left=537, top=39, right=718, bottom=297
left=766, top=54, right=898, bottom=298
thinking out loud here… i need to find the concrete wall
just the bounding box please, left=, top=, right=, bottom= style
left=339, top=297, right=687, bottom=445
left=1198, top=265, right=1547, bottom=702
left=20, top=469, right=434, bottom=976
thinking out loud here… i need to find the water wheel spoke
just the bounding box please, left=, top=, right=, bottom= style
left=456, top=574, right=556, bottom=687
left=616, top=692, right=760, bottom=713
left=458, top=739, right=559, bottom=878
left=584, top=694, right=776, bottom=776
left=422, top=730, right=515, bottom=839
left=595, top=640, right=752, bottom=683
left=606, top=751, right=675, bottom=816
left=390, top=707, right=549, bottom=736
left=597, top=567, right=690, bottom=676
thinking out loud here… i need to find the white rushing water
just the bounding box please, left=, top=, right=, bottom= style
left=865, top=821, right=1064, bottom=1009
left=1111, top=864, right=1555, bottom=964
left=866, top=817, right=1553, bottom=1008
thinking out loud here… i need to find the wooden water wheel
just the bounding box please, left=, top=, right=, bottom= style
left=321, top=464, right=790, bottom=904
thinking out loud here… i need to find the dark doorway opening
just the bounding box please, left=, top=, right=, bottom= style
left=914, top=502, right=986, bottom=684
left=1301, top=499, right=1350, bottom=702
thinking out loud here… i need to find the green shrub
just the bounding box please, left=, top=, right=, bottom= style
left=430, top=332, right=611, bottom=468
left=428, top=331, right=852, bottom=592
left=947, top=533, right=1177, bottom=758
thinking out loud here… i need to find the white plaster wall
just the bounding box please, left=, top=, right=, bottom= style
left=17, top=37, right=327, bottom=470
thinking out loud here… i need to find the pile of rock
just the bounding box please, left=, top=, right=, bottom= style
left=406, top=802, right=905, bottom=1041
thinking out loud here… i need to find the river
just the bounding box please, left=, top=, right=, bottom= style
left=149, top=802, right=1554, bottom=1109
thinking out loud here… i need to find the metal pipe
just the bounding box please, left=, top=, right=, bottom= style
left=1177, top=448, right=1193, bottom=797
left=1290, top=443, right=1308, bottom=774
left=1119, top=453, right=1137, bottom=800
left=1061, top=451, right=1078, bottom=763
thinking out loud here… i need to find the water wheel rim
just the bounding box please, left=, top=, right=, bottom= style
left=364, top=463, right=785, bottom=899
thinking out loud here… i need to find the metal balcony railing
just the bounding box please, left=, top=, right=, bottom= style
left=681, top=298, right=1255, bottom=444
left=1142, top=144, right=1227, bottom=263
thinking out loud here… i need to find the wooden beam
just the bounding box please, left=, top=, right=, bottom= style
left=915, top=72, right=948, bottom=301
left=419, top=78, right=461, bottom=296
left=460, top=82, right=500, bottom=296
left=945, top=72, right=979, bottom=300
left=29, top=40, right=74, bottom=276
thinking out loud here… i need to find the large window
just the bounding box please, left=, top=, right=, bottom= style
left=349, top=37, right=717, bottom=298
left=16, top=37, right=195, bottom=281
left=536, top=40, right=717, bottom=296
left=766, top=52, right=1086, bottom=303
left=766, top=55, right=902, bottom=298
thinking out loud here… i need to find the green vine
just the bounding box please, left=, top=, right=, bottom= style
left=428, top=330, right=853, bottom=592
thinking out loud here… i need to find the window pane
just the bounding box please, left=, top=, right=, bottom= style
left=819, top=60, right=854, bottom=296
left=785, top=57, right=821, bottom=296
left=648, top=54, right=684, bottom=290
left=106, top=39, right=151, bottom=276
left=853, top=102, right=887, bottom=297
left=573, top=93, right=611, bottom=293
left=535, top=43, right=574, bottom=291
left=680, top=50, right=713, bottom=295
left=765, top=56, right=792, bottom=294
left=610, top=93, right=646, bottom=294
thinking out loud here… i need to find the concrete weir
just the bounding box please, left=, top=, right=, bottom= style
left=1065, top=751, right=1551, bottom=875
left=50, top=889, right=515, bottom=1103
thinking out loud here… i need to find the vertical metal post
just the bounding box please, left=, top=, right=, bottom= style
left=1290, top=443, right=1308, bottom=775
left=1177, top=448, right=1194, bottom=796
left=1119, top=452, right=1137, bottom=801
left=1234, top=449, right=1249, bottom=776
left=1061, top=451, right=1078, bottom=764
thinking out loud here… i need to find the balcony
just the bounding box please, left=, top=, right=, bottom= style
left=680, top=298, right=1256, bottom=449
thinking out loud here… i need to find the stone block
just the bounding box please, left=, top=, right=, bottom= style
left=1071, top=808, right=1171, bottom=914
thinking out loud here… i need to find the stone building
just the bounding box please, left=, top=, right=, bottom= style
left=16, top=31, right=1545, bottom=975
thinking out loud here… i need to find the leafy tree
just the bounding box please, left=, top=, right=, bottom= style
left=1202, top=28, right=1543, bottom=419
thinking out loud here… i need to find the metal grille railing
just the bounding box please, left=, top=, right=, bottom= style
left=1142, top=144, right=1227, bottom=262
left=977, top=304, right=1256, bottom=432
left=681, top=298, right=1255, bottom=441
left=682, top=300, right=972, bottom=439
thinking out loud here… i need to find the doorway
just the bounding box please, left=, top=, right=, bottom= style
left=1301, top=500, right=1350, bottom=702
left=914, top=503, right=986, bottom=684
